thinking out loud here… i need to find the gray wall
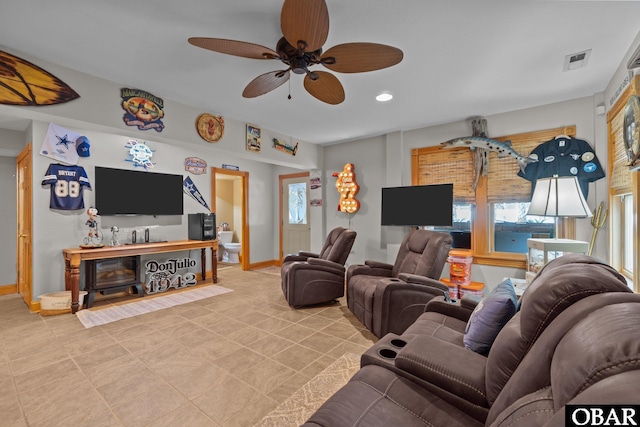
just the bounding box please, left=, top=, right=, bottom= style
left=2, top=29, right=638, bottom=298
left=0, top=128, right=25, bottom=286
left=323, top=96, right=607, bottom=290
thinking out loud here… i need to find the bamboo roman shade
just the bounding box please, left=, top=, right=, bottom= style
left=411, top=146, right=475, bottom=203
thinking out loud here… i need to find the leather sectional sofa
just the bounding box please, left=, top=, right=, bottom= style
left=303, top=254, right=640, bottom=426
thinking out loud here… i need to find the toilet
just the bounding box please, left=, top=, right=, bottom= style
left=218, top=231, right=241, bottom=263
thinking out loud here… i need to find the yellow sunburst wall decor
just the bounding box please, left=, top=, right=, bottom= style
left=332, top=163, right=360, bottom=213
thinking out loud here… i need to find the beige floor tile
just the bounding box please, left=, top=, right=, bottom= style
left=118, top=330, right=171, bottom=354
left=276, top=309, right=313, bottom=323
left=20, top=372, right=103, bottom=426
left=191, top=335, right=244, bottom=361
left=0, top=267, right=376, bottom=427
left=347, top=328, right=379, bottom=346
left=299, top=355, right=337, bottom=378
left=320, top=320, right=363, bottom=339
left=221, top=395, right=279, bottom=427
left=299, top=331, right=344, bottom=354
left=149, top=403, right=219, bottom=427
left=214, top=347, right=265, bottom=376
left=267, top=372, right=313, bottom=403
left=246, top=334, right=294, bottom=356
left=325, top=341, right=370, bottom=360
left=13, top=358, right=79, bottom=394
left=9, top=345, right=70, bottom=376
left=274, top=323, right=317, bottom=343
left=224, top=325, right=267, bottom=346
left=154, top=358, right=227, bottom=399
left=111, top=382, right=188, bottom=427
left=191, top=373, right=262, bottom=423
left=253, top=316, right=295, bottom=333
left=296, top=314, right=336, bottom=331
left=72, top=343, right=130, bottom=372
left=168, top=303, right=213, bottom=320
left=173, top=327, right=221, bottom=349
left=271, top=343, right=324, bottom=371
left=96, top=366, right=169, bottom=408
left=234, top=357, right=297, bottom=394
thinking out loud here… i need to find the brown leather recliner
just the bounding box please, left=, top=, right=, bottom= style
left=358, top=254, right=632, bottom=422
left=346, top=229, right=452, bottom=337
left=281, top=227, right=356, bottom=307
left=304, top=258, right=640, bottom=426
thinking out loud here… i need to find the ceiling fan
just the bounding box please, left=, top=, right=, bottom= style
left=188, top=0, right=403, bottom=105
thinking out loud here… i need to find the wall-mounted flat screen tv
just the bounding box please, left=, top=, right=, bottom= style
left=381, top=184, right=453, bottom=226
left=95, top=166, right=184, bottom=216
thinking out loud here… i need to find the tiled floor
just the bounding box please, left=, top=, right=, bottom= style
left=0, top=266, right=378, bottom=426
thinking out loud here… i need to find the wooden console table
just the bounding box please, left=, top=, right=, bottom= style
left=62, top=239, right=218, bottom=314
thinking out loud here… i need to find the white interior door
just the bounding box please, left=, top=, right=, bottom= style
left=281, top=175, right=310, bottom=258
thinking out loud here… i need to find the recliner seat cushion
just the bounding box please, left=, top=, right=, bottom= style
left=303, top=365, right=484, bottom=427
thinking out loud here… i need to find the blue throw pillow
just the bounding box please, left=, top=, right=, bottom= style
left=464, top=278, right=518, bottom=355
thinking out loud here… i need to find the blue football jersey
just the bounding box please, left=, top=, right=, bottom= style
left=42, top=164, right=91, bottom=210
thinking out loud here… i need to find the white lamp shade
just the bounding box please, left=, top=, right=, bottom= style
left=527, top=176, right=593, bottom=218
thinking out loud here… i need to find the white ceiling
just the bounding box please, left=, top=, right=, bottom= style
left=1, top=1, right=640, bottom=144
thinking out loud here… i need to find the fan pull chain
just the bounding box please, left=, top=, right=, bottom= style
left=288, top=78, right=292, bottom=100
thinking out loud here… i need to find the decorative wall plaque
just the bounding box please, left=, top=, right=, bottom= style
left=196, top=114, right=224, bottom=142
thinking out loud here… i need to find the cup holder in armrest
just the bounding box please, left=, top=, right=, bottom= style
left=378, top=348, right=398, bottom=359
left=390, top=339, right=407, bottom=348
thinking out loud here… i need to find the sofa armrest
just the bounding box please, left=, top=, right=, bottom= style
left=460, top=293, right=483, bottom=310
left=425, top=296, right=476, bottom=323
left=346, top=263, right=394, bottom=283
left=395, top=335, right=488, bottom=407
left=283, top=254, right=309, bottom=263
left=307, top=257, right=344, bottom=271
left=298, top=251, right=319, bottom=258
left=398, top=273, right=451, bottom=299
left=364, top=260, right=394, bottom=270
left=289, top=260, right=345, bottom=276
left=372, top=279, right=450, bottom=337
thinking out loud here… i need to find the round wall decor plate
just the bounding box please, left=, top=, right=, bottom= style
left=196, top=114, right=225, bottom=142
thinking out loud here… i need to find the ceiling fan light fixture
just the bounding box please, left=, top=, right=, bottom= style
left=376, top=93, right=393, bottom=102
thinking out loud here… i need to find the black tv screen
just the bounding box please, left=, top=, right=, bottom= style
left=381, top=184, right=453, bottom=226
left=95, top=167, right=184, bottom=216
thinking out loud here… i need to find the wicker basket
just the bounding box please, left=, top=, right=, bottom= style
left=39, top=291, right=87, bottom=316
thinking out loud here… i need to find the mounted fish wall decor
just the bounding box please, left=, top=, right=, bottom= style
left=0, top=50, right=80, bottom=106
left=441, top=136, right=538, bottom=173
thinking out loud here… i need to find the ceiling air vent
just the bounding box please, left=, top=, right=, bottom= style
left=627, top=44, right=640, bottom=70
left=563, top=49, right=591, bottom=72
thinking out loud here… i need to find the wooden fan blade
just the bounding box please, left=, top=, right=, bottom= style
left=188, top=38, right=278, bottom=60
left=303, top=71, right=344, bottom=105
left=243, top=70, right=290, bottom=98
left=281, top=0, right=329, bottom=52
left=321, top=43, right=403, bottom=73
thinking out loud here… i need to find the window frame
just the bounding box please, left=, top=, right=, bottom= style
left=606, top=75, right=639, bottom=290
left=412, top=125, right=578, bottom=269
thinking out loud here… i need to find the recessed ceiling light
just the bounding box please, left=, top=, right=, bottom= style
left=376, top=93, right=393, bottom=102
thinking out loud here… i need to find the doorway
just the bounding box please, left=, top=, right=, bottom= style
left=211, top=167, right=249, bottom=270
left=280, top=172, right=310, bottom=261
left=16, top=145, right=33, bottom=307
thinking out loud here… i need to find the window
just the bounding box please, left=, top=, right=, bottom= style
left=606, top=75, right=638, bottom=288
left=288, top=183, right=307, bottom=224
left=623, top=194, right=634, bottom=274
left=412, top=125, right=577, bottom=268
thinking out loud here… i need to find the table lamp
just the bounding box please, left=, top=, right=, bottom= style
left=527, top=175, right=592, bottom=239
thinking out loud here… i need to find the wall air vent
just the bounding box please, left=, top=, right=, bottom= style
left=563, top=49, right=591, bottom=72
left=627, top=44, right=640, bottom=70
